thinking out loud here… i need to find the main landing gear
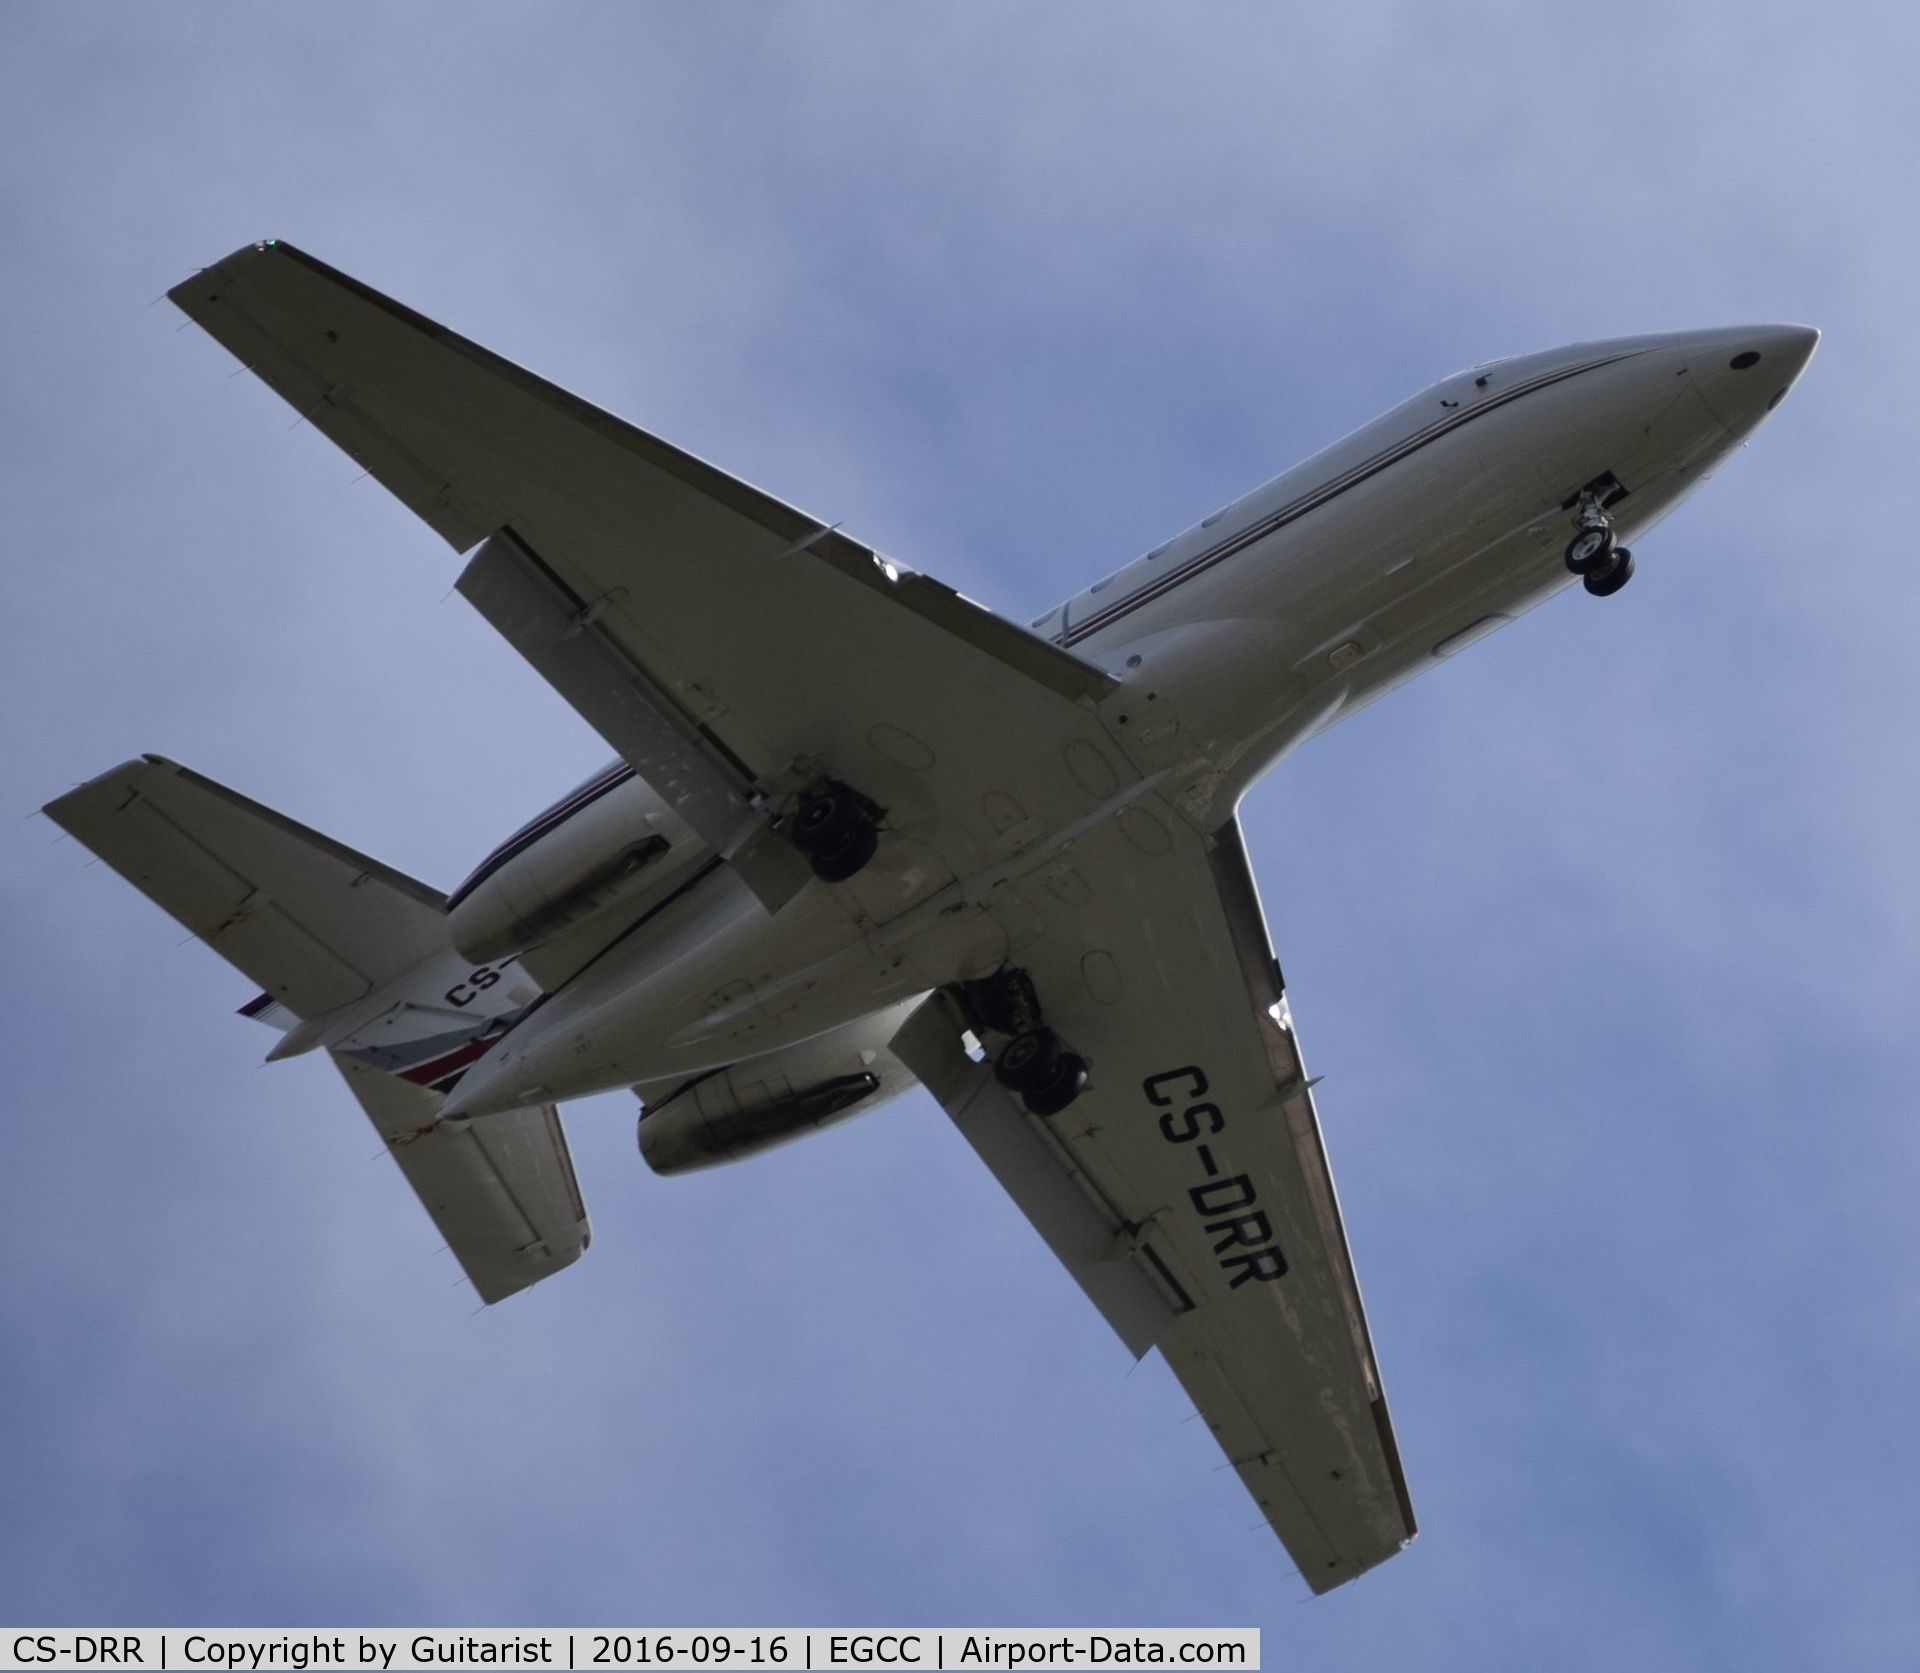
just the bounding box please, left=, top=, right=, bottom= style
left=790, top=779, right=881, bottom=882
left=1563, top=492, right=1635, bottom=598
left=960, top=966, right=1091, bottom=1118
left=993, top=1025, right=1090, bottom=1117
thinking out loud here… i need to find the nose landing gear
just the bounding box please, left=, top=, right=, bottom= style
left=1563, top=491, right=1635, bottom=597
left=1582, top=546, right=1634, bottom=596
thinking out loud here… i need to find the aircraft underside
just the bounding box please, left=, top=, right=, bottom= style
left=45, top=238, right=1817, bottom=1594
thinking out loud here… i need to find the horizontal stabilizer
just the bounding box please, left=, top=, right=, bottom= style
left=333, top=1055, right=590, bottom=1305
left=45, top=756, right=447, bottom=1017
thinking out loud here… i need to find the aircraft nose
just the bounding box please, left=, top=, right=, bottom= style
left=1688, top=324, right=1820, bottom=433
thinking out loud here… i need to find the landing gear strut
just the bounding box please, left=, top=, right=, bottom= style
left=1564, top=491, right=1634, bottom=597
left=790, top=779, right=881, bottom=882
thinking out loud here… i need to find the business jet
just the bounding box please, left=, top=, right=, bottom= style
left=45, top=241, right=1815, bottom=1592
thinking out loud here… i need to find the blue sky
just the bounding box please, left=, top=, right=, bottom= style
left=6, top=4, right=1918, bottom=1665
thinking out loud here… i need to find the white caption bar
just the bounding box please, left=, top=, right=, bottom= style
left=0, top=1629, right=1258, bottom=1672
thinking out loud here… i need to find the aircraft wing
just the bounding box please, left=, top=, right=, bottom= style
left=169, top=242, right=1119, bottom=917
left=891, top=810, right=1415, bottom=1593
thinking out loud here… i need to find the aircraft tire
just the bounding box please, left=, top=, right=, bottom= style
left=1023, top=1053, right=1090, bottom=1117
left=995, top=1026, right=1062, bottom=1093
left=1583, top=547, right=1635, bottom=597
left=1564, top=524, right=1617, bottom=575
left=809, top=822, right=878, bottom=882
left=794, top=782, right=865, bottom=854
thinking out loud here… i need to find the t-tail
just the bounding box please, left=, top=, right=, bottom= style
left=43, top=756, right=589, bottom=1304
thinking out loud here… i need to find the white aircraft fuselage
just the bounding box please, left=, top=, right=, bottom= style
left=436, top=324, right=1817, bottom=1134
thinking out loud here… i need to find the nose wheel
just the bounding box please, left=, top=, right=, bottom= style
left=1564, top=492, right=1635, bottom=596
left=1582, top=546, right=1634, bottom=596
left=1564, top=522, right=1616, bottom=575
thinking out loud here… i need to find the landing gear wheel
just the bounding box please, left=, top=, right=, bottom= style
left=792, top=780, right=880, bottom=882
left=1583, top=546, right=1635, bottom=597
left=995, top=1027, right=1062, bottom=1093
left=793, top=783, right=864, bottom=853
left=994, top=1027, right=1089, bottom=1115
left=808, top=822, right=879, bottom=882
left=1564, top=523, right=1617, bottom=575
left=1022, top=1052, right=1089, bottom=1116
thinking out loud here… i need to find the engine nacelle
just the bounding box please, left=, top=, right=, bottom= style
left=447, top=764, right=705, bottom=964
left=636, top=1000, right=925, bottom=1174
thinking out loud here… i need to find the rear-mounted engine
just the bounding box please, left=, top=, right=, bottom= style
left=636, top=1000, right=923, bottom=1173
left=447, top=766, right=702, bottom=963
